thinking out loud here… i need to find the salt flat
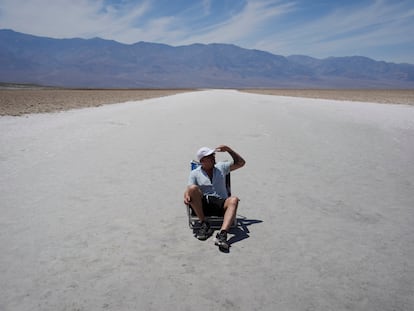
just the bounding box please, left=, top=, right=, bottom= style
left=1, top=90, right=413, bottom=311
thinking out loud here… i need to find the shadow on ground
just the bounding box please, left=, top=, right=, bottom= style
left=228, top=215, right=263, bottom=245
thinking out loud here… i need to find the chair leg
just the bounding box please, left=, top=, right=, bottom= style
left=186, top=204, right=193, bottom=229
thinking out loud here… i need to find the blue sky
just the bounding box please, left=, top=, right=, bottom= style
left=0, top=0, right=413, bottom=63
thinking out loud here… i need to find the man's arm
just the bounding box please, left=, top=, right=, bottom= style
left=216, top=145, right=246, bottom=171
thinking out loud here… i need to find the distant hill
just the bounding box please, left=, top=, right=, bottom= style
left=1, top=29, right=413, bottom=88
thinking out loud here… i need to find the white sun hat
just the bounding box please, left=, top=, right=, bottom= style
left=196, top=147, right=215, bottom=161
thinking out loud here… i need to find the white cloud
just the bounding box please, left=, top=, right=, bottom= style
left=253, top=0, right=414, bottom=60
left=177, top=0, right=295, bottom=46
left=0, top=0, right=412, bottom=62
left=0, top=0, right=151, bottom=40
left=1, top=0, right=96, bottom=37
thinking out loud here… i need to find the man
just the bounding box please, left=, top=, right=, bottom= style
left=184, top=145, right=245, bottom=251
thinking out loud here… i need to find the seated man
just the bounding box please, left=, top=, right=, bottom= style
left=184, top=145, right=245, bottom=251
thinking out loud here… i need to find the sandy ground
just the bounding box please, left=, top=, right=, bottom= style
left=1, top=88, right=413, bottom=116
left=241, top=89, right=414, bottom=106
left=0, top=89, right=195, bottom=116
left=1, top=90, right=414, bottom=310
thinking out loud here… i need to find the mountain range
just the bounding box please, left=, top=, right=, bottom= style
left=1, top=29, right=413, bottom=89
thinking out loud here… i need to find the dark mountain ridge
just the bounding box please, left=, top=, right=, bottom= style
left=1, top=29, right=413, bottom=88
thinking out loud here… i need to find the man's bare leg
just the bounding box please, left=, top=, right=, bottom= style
left=186, top=185, right=205, bottom=222
left=185, top=185, right=212, bottom=240
left=215, top=196, right=239, bottom=251
left=221, top=196, right=239, bottom=231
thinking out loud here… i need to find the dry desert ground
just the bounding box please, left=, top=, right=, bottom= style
left=0, top=88, right=413, bottom=116
left=1, top=89, right=413, bottom=311
left=241, top=89, right=414, bottom=106
left=0, top=89, right=195, bottom=116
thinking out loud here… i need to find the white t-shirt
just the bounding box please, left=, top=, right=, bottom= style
left=188, top=162, right=231, bottom=199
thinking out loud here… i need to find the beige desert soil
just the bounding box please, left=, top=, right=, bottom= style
left=240, top=89, right=414, bottom=106
left=0, top=89, right=196, bottom=116
left=1, top=88, right=413, bottom=116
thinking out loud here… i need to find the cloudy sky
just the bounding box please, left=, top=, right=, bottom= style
left=1, top=0, right=413, bottom=63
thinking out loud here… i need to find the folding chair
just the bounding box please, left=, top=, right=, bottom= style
left=186, top=160, right=237, bottom=229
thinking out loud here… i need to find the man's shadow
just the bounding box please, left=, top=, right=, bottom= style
left=227, top=215, right=263, bottom=245
left=191, top=215, right=262, bottom=252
